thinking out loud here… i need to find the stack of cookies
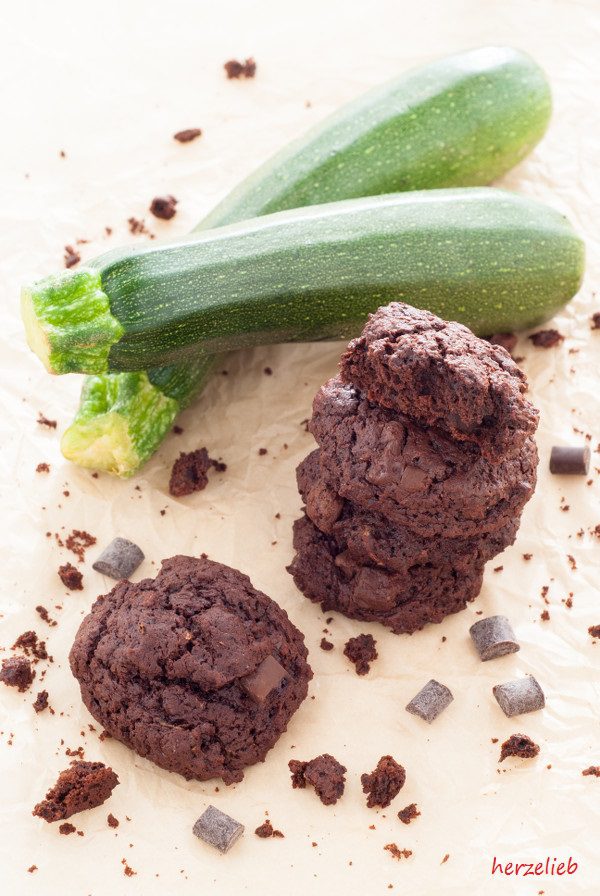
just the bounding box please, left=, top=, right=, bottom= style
left=288, top=303, right=539, bottom=634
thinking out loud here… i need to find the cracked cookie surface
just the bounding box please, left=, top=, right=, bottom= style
left=69, top=555, right=312, bottom=784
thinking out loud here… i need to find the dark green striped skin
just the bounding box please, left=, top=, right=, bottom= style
left=203, top=46, right=551, bottom=225
left=86, top=188, right=583, bottom=373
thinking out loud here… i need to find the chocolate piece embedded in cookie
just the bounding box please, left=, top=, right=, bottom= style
left=361, top=755, right=406, bottom=808
left=288, top=514, right=485, bottom=635
left=92, top=537, right=144, bottom=580
left=69, top=556, right=312, bottom=784
left=406, top=679, right=453, bottom=723
left=340, top=303, right=538, bottom=462
left=289, top=753, right=346, bottom=805
left=469, top=615, right=520, bottom=661
left=33, top=761, right=118, bottom=822
left=193, top=806, right=244, bottom=853
left=310, top=377, right=538, bottom=539
left=493, top=675, right=545, bottom=717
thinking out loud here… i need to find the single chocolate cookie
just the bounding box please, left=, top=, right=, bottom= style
left=287, top=514, right=484, bottom=635
left=310, top=377, right=537, bottom=538
left=340, top=302, right=538, bottom=462
left=297, top=450, right=520, bottom=572
left=69, top=556, right=312, bottom=784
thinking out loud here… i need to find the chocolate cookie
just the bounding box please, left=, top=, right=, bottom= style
left=287, top=514, right=484, bottom=635
left=69, top=556, right=312, bottom=784
left=310, top=377, right=537, bottom=538
left=340, top=302, right=538, bottom=462
left=297, top=450, right=520, bottom=572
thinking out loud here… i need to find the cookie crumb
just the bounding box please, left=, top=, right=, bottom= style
left=174, top=128, right=202, bottom=143
left=343, top=633, right=377, bottom=675
left=37, top=413, right=57, bottom=429
left=59, top=822, right=77, bottom=835
left=33, top=690, right=49, bottom=713
left=397, top=803, right=420, bottom=825
left=107, top=813, right=120, bottom=828
left=1, top=656, right=35, bottom=691
left=289, top=754, right=346, bottom=805
left=528, top=329, right=564, bottom=348
left=169, top=448, right=225, bottom=497
left=224, top=57, right=256, bottom=79
left=58, top=563, right=83, bottom=591
left=499, top=733, right=540, bottom=762
left=33, top=761, right=119, bottom=822
left=582, top=766, right=600, bottom=777
left=384, top=844, right=412, bottom=861
left=361, top=756, right=406, bottom=808
left=150, top=195, right=177, bottom=220
left=319, top=637, right=334, bottom=651
left=64, top=245, right=81, bottom=268
left=36, top=462, right=50, bottom=473
left=255, top=819, right=284, bottom=838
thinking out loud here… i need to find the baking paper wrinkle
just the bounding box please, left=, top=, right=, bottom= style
left=1, top=1, right=600, bottom=893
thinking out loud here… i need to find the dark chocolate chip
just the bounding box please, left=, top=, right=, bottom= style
left=92, top=538, right=144, bottom=580
left=549, top=445, right=590, bottom=475
left=193, top=806, right=244, bottom=852
left=405, top=679, right=453, bottom=723
left=240, top=655, right=287, bottom=703
left=469, top=615, right=520, bottom=661
left=492, top=675, right=545, bottom=717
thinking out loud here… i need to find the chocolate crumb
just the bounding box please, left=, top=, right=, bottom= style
left=582, top=766, right=600, bottom=777
left=37, top=413, right=57, bottom=429
left=255, top=819, right=284, bottom=838
left=384, top=844, right=412, bottom=861
left=528, top=329, right=564, bottom=348
left=150, top=195, right=177, bottom=220
left=258, top=447, right=268, bottom=456
left=33, top=690, right=49, bottom=713
left=36, top=605, right=57, bottom=627
left=264, top=367, right=273, bottom=375
left=64, top=245, right=81, bottom=268
left=499, top=733, right=540, bottom=762
left=127, top=216, right=153, bottom=237
left=174, top=128, right=202, bottom=143
left=343, top=633, right=377, bottom=675
left=588, top=625, right=600, bottom=639
left=36, top=462, right=50, bottom=473
left=58, top=563, right=83, bottom=591
left=567, top=554, right=577, bottom=571
left=173, top=425, right=184, bottom=434
left=540, top=610, right=550, bottom=622
left=27, top=865, right=37, bottom=873
left=590, top=313, right=600, bottom=330
left=13, top=630, right=48, bottom=660
left=0, top=656, right=35, bottom=691
left=361, top=756, right=406, bottom=808
left=107, top=813, right=119, bottom=828
left=441, top=853, right=450, bottom=864
left=224, top=57, right=256, bottom=79
left=320, top=638, right=334, bottom=651
left=289, top=754, right=346, bottom=805
left=523, top=553, right=533, bottom=560
left=397, top=803, right=420, bottom=825
left=59, top=822, right=77, bottom=835
left=169, top=448, right=225, bottom=497
left=122, top=860, right=136, bottom=877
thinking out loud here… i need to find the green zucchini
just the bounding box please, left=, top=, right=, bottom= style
left=23, top=189, right=584, bottom=377
left=59, top=45, right=553, bottom=475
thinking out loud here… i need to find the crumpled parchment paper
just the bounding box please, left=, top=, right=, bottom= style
left=1, top=1, right=599, bottom=893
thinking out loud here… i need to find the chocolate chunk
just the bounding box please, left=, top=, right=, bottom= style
left=397, top=803, right=420, bottom=825
left=289, top=754, right=346, bottom=805
left=499, top=733, right=540, bottom=762
left=406, top=679, right=453, bottom=723
left=469, top=615, right=520, bottom=661
left=193, top=805, right=244, bottom=853
left=361, top=755, right=406, bottom=808
left=149, top=195, right=177, bottom=220
left=92, top=538, right=144, bottom=580
left=343, top=633, right=377, bottom=675
left=33, top=690, right=49, bottom=713
left=528, top=329, right=564, bottom=348
left=58, top=563, right=83, bottom=590
left=549, top=445, right=590, bottom=475
left=0, top=656, right=35, bottom=691
left=224, top=57, right=256, bottom=79
left=174, top=128, right=202, bottom=143
left=33, top=761, right=118, bottom=822
left=492, top=675, right=545, bottom=717
left=240, top=655, right=287, bottom=704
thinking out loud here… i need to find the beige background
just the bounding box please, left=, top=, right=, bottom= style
left=1, top=0, right=599, bottom=893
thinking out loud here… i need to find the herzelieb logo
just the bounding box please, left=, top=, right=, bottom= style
left=491, top=856, right=578, bottom=877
